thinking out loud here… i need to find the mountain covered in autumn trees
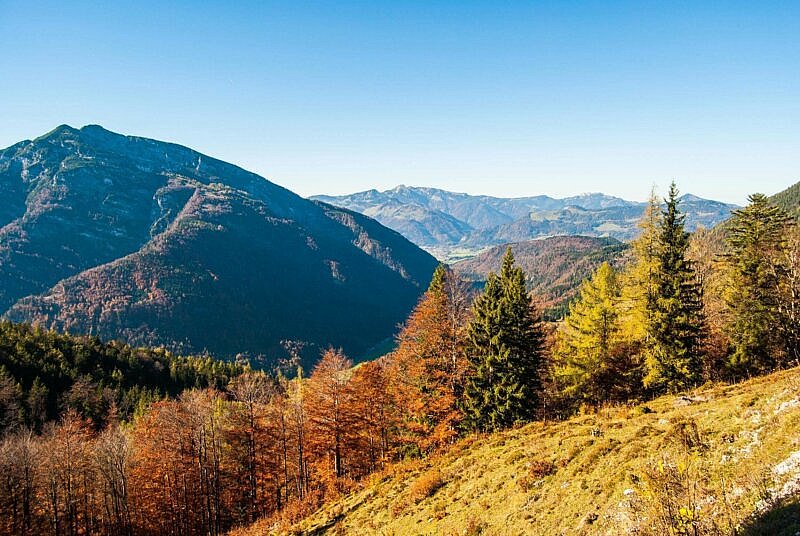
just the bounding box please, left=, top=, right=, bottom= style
left=452, top=235, right=629, bottom=318
left=0, top=125, right=438, bottom=365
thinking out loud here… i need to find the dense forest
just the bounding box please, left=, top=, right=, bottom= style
left=0, top=323, right=244, bottom=429
left=0, top=182, right=798, bottom=535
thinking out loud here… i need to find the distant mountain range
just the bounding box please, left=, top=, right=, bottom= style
left=451, top=181, right=800, bottom=319
left=0, top=125, right=438, bottom=366
left=313, top=186, right=738, bottom=260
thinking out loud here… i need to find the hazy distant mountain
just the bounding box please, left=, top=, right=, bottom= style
left=452, top=236, right=629, bottom=318
left=0, top=125, right=438, bottom=365
left=313, top=186, right=737, bottom=259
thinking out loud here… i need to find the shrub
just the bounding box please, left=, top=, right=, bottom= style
left=528, top=459, right=556, bottom=479
left=669, top=417, right=706, bottom=451
left=634, top=452, right=738, bottom=536
left=518, top=459, right=556, bottom=491
left=408, top=469, right=444, bottom=503
left=462, top=515, right=487, bottom=535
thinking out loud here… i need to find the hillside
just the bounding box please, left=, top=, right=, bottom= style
left=0, top=125, right=438, bottom=365
left=0, top=321, right=243, bottom=427
left=313, top=186, right=737, bottom=260
left=452, top=236, right=629, bottom=318
left=253, top=366, right=800, bottom=536
left=772, top=180, right=800, bottom=216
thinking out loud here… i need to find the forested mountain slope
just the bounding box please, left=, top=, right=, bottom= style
left=772, top=180, right=800, bottom=216
left=452, top=236, right=629, bottom=318
left=0, top=125, right=438, bottom=365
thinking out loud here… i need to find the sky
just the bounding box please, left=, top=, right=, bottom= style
left=1, top=1, right=798, bottom=204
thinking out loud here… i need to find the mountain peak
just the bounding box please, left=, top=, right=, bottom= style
left=34, top=124, right=80, bottom=141
left=80, top=124, right=112, bottom=134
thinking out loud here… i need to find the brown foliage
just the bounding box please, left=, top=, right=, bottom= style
left=387, top=268, right=471, bottom=454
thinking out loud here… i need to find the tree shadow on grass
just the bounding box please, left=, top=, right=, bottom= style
left=741, top=499, right=800, bottom=536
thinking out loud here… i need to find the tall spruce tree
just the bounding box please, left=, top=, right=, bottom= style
left=643, top=182, right=705, bottom=392
left=461, top=247, right=544, bottom=432
left=723, top=194, right=794, bottom=375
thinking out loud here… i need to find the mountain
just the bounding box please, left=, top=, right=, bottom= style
left=243, top=366, right=800, bottom=535
left=452, top=236, right=629, bottom=318
left=355, top=198, right=473, bottom=247
left=312, top=186, right=737, bottom=260
left=0, top=125, right=438, bottom=365
left=314, top=186, right=637, bottom=233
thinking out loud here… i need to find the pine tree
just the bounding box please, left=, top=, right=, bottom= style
left=643, top=182, right=705, bottom=392
left=461, top=248, right=544, bottom=432
left=723, top=193, right=794, bottom=375
left=554, top=262, right=640, bottom=406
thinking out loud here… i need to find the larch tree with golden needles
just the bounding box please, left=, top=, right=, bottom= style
left=554, top=262, right=639, bottom=406
left=347, top=360, right=393, bottom=474
left=620, top=190, right=662, bottom=350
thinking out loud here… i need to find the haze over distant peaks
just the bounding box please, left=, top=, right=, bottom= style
left=313, top=185, right=738, bottom=260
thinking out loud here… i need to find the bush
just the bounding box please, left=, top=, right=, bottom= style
left=669, top=417, right=706, bottom=451
left=462, top=515, right=487, bottom=535
left=518, top=459, right=556, bottom=491
left=408, top=469, right=444, bottom=503
left=634, top=452, right=737, bottom=536
left=528, top=459, right=556, bottom=479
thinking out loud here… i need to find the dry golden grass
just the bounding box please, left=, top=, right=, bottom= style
left=235, top=367, right=800, bottom=535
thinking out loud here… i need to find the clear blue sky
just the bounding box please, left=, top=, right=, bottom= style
left=1, top=1, right=797, bottom=204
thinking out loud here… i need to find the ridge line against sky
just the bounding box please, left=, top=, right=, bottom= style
left=1, top=1, right=798, bottom=205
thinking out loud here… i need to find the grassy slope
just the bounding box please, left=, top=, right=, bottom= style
left=242, top=367, right=800, bottom=535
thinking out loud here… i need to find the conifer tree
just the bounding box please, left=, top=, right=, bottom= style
left=723, top=193, right=794, bottom=375
left=643, top=182, right=705, bottom=392
left=461, top=248, right=544, bottom=432
left=554, top=262, right=639, bottom=405
left=621, top=190, right=662, bottom=345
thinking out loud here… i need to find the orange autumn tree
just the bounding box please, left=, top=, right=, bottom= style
left=130, top=390, right=232, bottom=536
left=227, top=371, right=277, bottom=522
left=304, top=348, right=358, bottom=492
left=347, top=359, right=393, bottom=474
left=388, top=265, right=471, bottom=454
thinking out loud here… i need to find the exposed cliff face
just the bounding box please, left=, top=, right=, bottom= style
left=0, top=125, right=438, bottom=364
